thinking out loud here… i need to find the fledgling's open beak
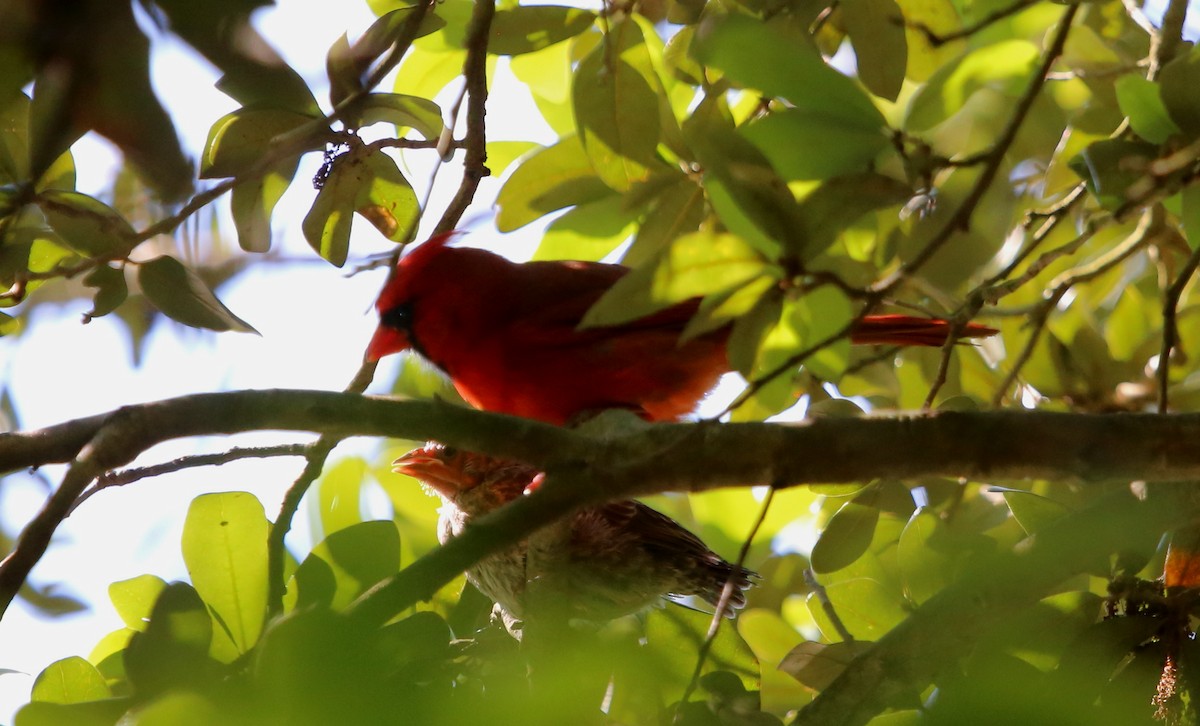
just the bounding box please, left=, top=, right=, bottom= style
left=392, top=447, right=459, bottom=498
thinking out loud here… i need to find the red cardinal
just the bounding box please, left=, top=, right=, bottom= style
left=367, top=233, right=997, bottom=424
left=394, top=443, right=755, bottom=631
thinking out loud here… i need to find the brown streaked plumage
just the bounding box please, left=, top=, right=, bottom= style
left=393, top=443, right=756, bottom=630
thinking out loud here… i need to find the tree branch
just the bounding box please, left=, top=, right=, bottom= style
left=432, top=0, right=494, bottom=235
left=7, top=388, right=1200, bottom=622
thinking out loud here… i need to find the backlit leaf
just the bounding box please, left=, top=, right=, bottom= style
left=905, top=40, right=1039, bottom=131
left=487, top=6, right=596, bottom=55
left=108, top=574, right=167, bottom=633
left=495, top=136, right=611, bottom=231
left=200, top=108, right=314, bottom=179
left=811, top=501, right=880, bottom=573
left=30, top=657, right=110, bottom=704
left=842, top=0, right=907, bottom=101
left=181, top=492, right=270, bottom=655
left=573, top=19, right=662, bottom=191
left=692, top=15, right=885, bottom=131
left=138, top=256, right=258, bottom=333
left=37, top=190, right=136, bottom=257
left=1114, top=74, right=1181, bottom=144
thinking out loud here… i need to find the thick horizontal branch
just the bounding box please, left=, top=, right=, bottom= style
left=5, top=387, right=1200, bottom=624
left=6, top=389, right=1200, bottom=488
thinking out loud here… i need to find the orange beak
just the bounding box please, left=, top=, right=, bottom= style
left=365, top=325, right=410, bottom=363
left=392, top=447, right=460, bottom=498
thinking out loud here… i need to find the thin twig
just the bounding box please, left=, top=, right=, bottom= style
left=1157, top=240, right=1200, bottom=412
left=1148, top=0, right=1191, bottom=79
left=70, top=443, right=310, bottom=514
left=264, top=0, right=496, bottom=620
left=876, top=3, right=1080, bottom=295
left=676, top=486, right=776, bottom=717
left=906, top=0, right=1040, bottom=47
left=433, top=0, right=494, bottom=235
left=265, top=364, right=377, bottom=617
left=992, top=207, right=1161, bottom=405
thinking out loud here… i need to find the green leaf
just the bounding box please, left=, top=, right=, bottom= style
left=30, top=657, right=110, bottom=704
left=532, top=193, right=638, bottom=261
left=652, top=232, right=769, bottom=302
left=778, top=640, right=872, bottom=689
left=1159, top=46, right=1200, bottom=136
left=1183, top=183, right=1200, bottom=250
left=108, top=574, right=168, bottom=632
left=27, top=2, right=191, bottom=200
left=811, top=501, right=880, bottom=573
left=302, top=150, right=419, bottom=265
left=642, top=606, right=759, bottom=692
left=727, top=291, right=783, bottom=377
left=356, top=152, right=420, bottom=243
left=896, top=509, right=954, bottom=604
left=683, top=99, right=804, bottom=257
left=999, top=487, right=1072, bottom=535
left=495, top=135, right=612, bottom=231
left=359, top=93, right=444, bottom=140
left=681, top=275, right=778, bottom=342
left=796, top=173, right=914, bottom=259
left=153, top=0, right=321, bottom=117
left=394, top=46, right=466, bottom=101
left=200, top=108, right=314, bottom=179
left=625, top=174, right=706, bottom=266
left=487, top=6, right=596, bottom=55
left=138, top=256, right=258, bottom=333
left=0, top=311, right=18, bottom=337
left=123, top=691, right=222, bottom=726
left=231, top=160, right=298, bottom=253
left=511, top=40, right=576, bottom=134
left=905, top=40, right=1040, bottom=131
left=573, top=20, right=662, bottom=191
left=775, top=287, right=854, bottom=381
left=895, top=0, right=963, bottom=82
left=1114, top=74, right=1181, bottom=144
left=328, top=7, right=448, bottom=109
left=742, top=109, right=889, bottom=181
left=485, top=140, right=540, bottom=177
left=181, top=492, right=270, bottom=655
left=306, top=520, right=401, bottom=609
left=0, top=212, right=76, bottom=305
left=124, top=583, right=214, bottom=697
left=317, top=458, right=367, bottom=538
left=37, top=190, right=137, bottom=257
left=842, top=0, right=907, bottom=101
left=692, top=14, right=885, bottom=131
left=1067, top=139, right=1158, bottom=212
left=580, top=232, right=767, bottom=328
left=15, top=702, right=128, bottom=726
left=82, top=263, right=127, bottom=321
left=808, top=577, right=908, bottom=640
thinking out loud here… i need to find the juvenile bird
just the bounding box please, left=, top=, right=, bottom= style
left=367, top=233, right=997, bottom=424
left=393, top=443, right=756, bottom=631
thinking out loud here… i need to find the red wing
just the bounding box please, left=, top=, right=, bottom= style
left=504, top=259, right=704, bottom=348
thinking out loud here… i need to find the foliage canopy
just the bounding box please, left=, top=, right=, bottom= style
left=2, top=0, right=1200, bottom=724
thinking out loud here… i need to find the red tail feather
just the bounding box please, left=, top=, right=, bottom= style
left=850, top=314, right=998, bottom=347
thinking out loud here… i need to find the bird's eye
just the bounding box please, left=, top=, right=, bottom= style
left=441, top=446, right=458, bottom=459
left=379, top=302, right=413, bottom=331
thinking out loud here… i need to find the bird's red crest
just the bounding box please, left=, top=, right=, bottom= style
left=374, top=231, right=461, bottom=314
